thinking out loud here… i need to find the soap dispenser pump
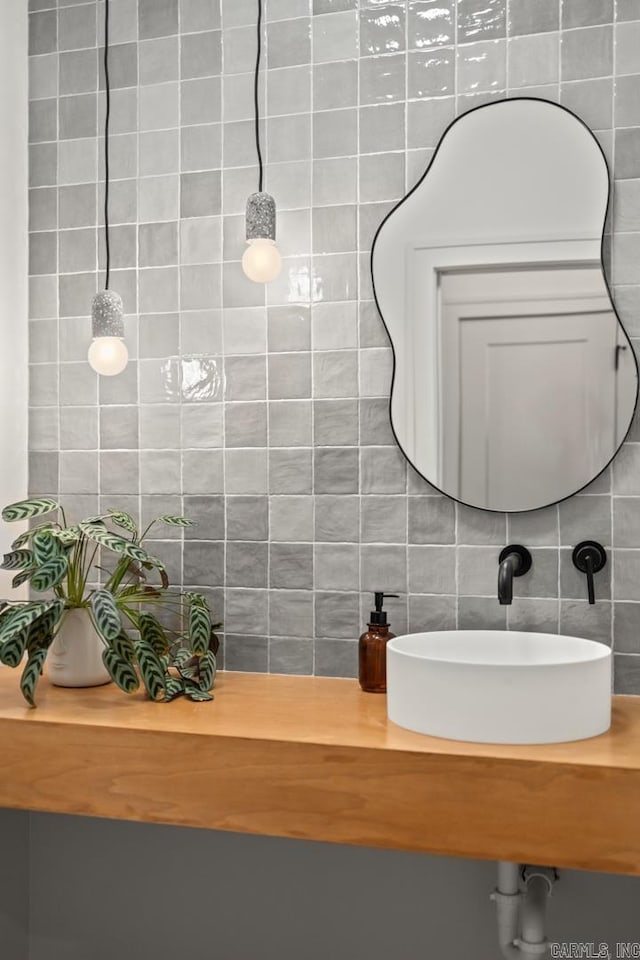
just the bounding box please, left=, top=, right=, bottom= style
left=359, top=592, right=399, bottom=694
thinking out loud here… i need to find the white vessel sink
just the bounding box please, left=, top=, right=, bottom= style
left=386, top=631, right=612, bottom=745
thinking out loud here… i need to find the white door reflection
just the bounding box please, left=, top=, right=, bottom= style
left=436, top=266, right=635, bottom=511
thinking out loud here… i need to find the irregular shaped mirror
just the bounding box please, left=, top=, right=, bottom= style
left=371, top=98, right=638, bottom=512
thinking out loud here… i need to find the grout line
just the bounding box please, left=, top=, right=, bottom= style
left=54, top=3, right=62, bottom=506
left=611, top=0, right=618, bottom=654
left=264, top=0, right=271, bottom=672
left=176, top=0, right=185, bottom=605
left=309, top=0, right=317, bottom=675
left=355, top=0, right=362, bottom=654
left=220, top=0, right=228, bottom=668
left=95, top=0, right=102, bottom=527
left=452, top=0, right=460, bottom=631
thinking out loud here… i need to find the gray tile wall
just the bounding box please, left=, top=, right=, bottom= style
left=27, top=0, right=640, bottom=690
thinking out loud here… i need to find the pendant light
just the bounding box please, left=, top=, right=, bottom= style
left=88, top=0, right=128, bottom=376
left=242, top=0, right=282, bottom=284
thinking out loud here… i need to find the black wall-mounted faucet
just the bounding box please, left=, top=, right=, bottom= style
left=572, top=541, right=607, bottom=604
left=497, top=545, right=532, bottom=605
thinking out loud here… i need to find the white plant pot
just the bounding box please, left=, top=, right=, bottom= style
left=48, top=608, right=111, bottom=688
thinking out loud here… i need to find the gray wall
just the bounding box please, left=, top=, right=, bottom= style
left=26, top=0, right=640, bottom=689
left=25, top=813, right=640, bottom=959
left=0, top=805, right=636, bottom=956
left=0, top=810, right=29, bottom=960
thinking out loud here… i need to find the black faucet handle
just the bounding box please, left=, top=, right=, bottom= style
left=498, top=544, right=532, bottom=575
left=572, top=541, right=607, bottom=605
left=497, top=545, right=533, bottom=605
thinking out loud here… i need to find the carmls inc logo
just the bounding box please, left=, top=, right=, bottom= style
left=550, top=944, right=640, bottom=959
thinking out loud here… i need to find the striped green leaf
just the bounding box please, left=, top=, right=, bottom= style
left=80, top=523, right=158, bottom=568
left=0, top=603, right=55, bottom=644
left=174, top=649, right=198, bottom=681
left=20, top=646, right=48, bottom=707
left=11, top=521, right=58, bottom=550
left=173, top=648, right=192, bottom=667
left=163, top=677, right=184, bottom=702
left=157, top=515, right=194, bottom=527
left=108, top=510, right=137, bottom=534
left=0, top=629, right=28, bottom=668
left=110, top=630, right=135, bottom=665
left=184, top=684, right=213, bottom=702
left=139, top=555, right=170, bottom=589
left=139, top=613, right=169, bottom=656
left=0, top=602, right=59, bottom=667
left=102, top=648, right=140, bottom=694
left=154, top=560, right=170, bottom=590
left=12, top=568, right=35, bottom=589
left=2, top=498, right=59, bottom=523
left=27, top=601, right=64, bottom=651
left=135, top=639, right=166, bottom=702
left=31, top=556, right=68, bottom=593
left=198, top=650, right=217, bottom=692
left=120, top=542, right=153, bottom=565
left=189, top=601, right=211, bottom=657
left=10, top=531, right=30, bottom=550
left=32, top=529, right=63, bottom=565
left=90, top=589, right=121, bottom=642
left=185, top=591, right=208, bottom=607
left=54, top=526, right=81, bottom=545
left=79, top=523, right=134, bottom=556
left=1, top=550, right=34, bottom=571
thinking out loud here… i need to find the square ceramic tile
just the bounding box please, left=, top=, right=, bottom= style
left=360, top=5, right=406, bottom=56
left=457, top=0, right=506, bottom=42
left=313, top=60, right=358, bottom=110
left=561, top=26, right=613, bottom=82
left=408, top=1, right=454, bottom=49
left=507, top=34, right=559, bottom=89
left=562, top=0, right=612, bottom=29
left=139, top=0, right=179, bottom=40
left=408, top=50, right=454, bottom=98
left=266, top=17, right=311, bottom=69
left=313, top=11, right=358, bottom=63
left=139, top=37, right=180, bottom=85
left=457, top=39, right=506, bottom=94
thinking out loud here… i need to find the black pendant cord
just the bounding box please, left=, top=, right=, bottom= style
left=254, top=0, right=264, bottom=193
left=103, top=0, right=111, bottom=289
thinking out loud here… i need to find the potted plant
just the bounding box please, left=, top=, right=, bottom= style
left=0, top=497, right=220, bottom=707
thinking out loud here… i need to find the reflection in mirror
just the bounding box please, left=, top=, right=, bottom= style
left=371, top=98, right=638, bottom=513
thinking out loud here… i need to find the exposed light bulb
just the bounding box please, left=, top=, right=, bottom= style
left=88, top=336, right=129, bottom=376
left=92, top=6, right=128, bottom=376
left=89, top=289, right=128, bottom=376
left=243, top=192, right=281, bottom=284
left=242, top=238, right=282, bottom=283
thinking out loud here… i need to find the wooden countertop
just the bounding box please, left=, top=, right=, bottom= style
left=0, top=670, right=639, bottom=875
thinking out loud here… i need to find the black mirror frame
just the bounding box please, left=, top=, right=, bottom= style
left=370, top=95, right=640, bottom=515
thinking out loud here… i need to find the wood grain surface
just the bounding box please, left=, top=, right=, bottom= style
left=0, top=670, right=639, bottom=875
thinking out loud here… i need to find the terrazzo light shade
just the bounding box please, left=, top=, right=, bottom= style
left=88, top=290, right=129, bottom=377
left=87, top=0, right=129, bottom=377
left=242, top=192, right=282, bottom=284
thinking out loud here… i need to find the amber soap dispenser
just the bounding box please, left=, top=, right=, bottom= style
left=359, top=592, right=398, bottom=694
